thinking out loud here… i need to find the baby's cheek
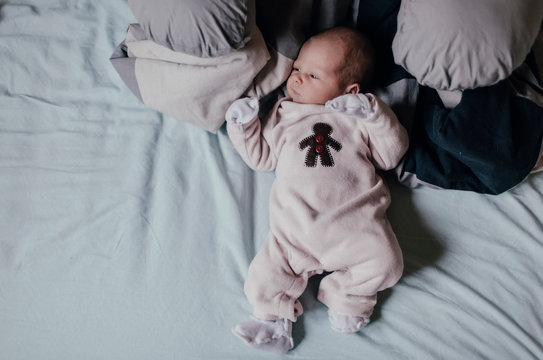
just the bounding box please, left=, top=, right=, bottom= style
left=285, top=78, right=294, bottom=90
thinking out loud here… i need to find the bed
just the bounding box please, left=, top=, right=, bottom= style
left=1, top=0, right=543, bottom=359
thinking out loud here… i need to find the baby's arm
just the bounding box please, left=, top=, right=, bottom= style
left=226, top=97, right=278, bottom=171
left=326, top=94, right=409, bottom=170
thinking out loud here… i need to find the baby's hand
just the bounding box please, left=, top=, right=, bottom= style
left=225, top=97, right=259, bottom=125
left=325, top=93, right=376, bottom=118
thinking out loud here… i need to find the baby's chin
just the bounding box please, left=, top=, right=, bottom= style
left=292, top=97, right=326, bottom=105
left=287, top=87, right=327, bottom=105
left=287, top=88, right=301, bottom=102
left=289, top=92, right=316, bottom=105
left=291, top=95, right=304, bottom=104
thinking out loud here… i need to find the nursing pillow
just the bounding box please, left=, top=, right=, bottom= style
left=392, top=0, right=543, bottom=90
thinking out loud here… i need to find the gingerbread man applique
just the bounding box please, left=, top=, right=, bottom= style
left=299, top=123, right=342, bottom=167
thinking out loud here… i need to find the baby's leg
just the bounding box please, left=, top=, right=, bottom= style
left=327, top=308, right=369, bottom=333
left=244, top=234, right=308, bottom=322
left=233, top=233, right=311, bottom=353
left=232, top=317, right=293, bottom=355
left=318, top=257, right=402, bottom=332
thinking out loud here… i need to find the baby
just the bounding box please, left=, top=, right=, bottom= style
left=226, top=27, right=409, bottom=354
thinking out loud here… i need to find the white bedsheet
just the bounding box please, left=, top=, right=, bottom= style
left=1, top=1, right=542, bottom=359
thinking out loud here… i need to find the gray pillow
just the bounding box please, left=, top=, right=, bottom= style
left=392, top=0, right=543, bottom=90
left=128, top=0, right=251, bottom=57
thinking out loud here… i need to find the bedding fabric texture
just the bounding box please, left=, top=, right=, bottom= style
left=127, top=0, right=252, bottom=57
left=392, top=0, right=543, bottom=90
left=2, top=1, right=543, bottom=360
left=110, top=22, right=270, bottom=133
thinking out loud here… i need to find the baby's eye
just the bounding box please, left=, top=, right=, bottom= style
left=310, top=74, right=319, bottom=79
left=292, top=67, right=300, bottom=72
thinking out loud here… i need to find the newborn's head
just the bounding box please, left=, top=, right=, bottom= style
left=286, top=27, right=375, bottom=104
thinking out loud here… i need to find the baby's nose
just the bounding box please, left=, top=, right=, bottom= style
left=292, top=72, right=303, bottom=84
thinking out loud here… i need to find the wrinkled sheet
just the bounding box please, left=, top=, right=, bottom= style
left=1, top=1, right=543, bottom=359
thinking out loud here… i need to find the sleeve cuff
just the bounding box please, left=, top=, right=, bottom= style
left=225, top=97, right=259, bottom=125
left=325, top=93, right=376, bottom=118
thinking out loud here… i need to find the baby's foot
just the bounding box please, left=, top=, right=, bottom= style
left=328, top=308, right=370, bottom=333
left=232, top=317, right=294, bottom=354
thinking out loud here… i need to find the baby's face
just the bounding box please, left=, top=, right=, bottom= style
left=286, top=38, right=348, bottom=105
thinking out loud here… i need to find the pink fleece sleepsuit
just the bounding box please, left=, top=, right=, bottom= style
left=227, top=93, right=409, bottom=323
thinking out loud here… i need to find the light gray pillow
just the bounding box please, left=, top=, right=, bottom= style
left=392, top=0, right=543, bottom=90
left=128, top=0, right=251, bottom=57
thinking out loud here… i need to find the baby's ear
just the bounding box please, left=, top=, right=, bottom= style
left=345, top=83, right=360, bottom=94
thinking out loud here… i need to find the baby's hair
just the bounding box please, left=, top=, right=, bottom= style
left=311, top=27, right=375, bottom=92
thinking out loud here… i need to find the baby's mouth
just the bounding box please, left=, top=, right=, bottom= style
left=289, top=88, right=300, bottom=98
